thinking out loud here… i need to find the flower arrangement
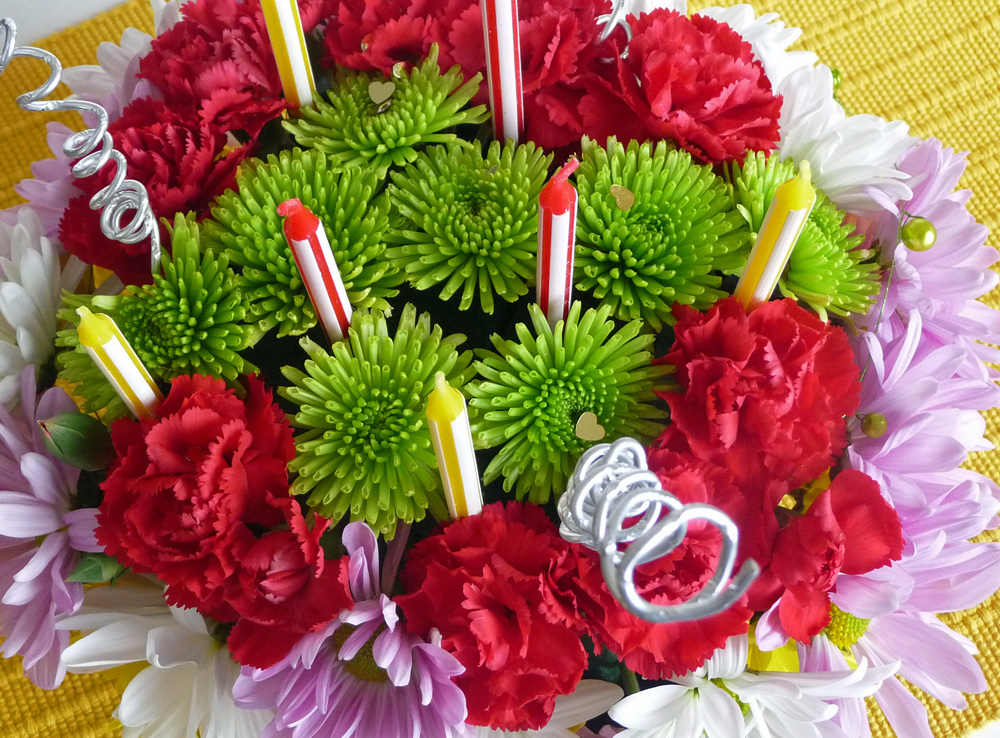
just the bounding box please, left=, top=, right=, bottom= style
left=0, top=1, right=998, bottom=738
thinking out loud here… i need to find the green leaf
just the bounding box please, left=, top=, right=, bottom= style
left=67, top=553, right=126, bottom=584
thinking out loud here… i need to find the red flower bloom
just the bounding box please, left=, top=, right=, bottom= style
left=96, top=374, right=295, bottom=622
left=571, top=451, right=755, bottom=679
left=760, top=469, right=904, bottom=641
left=322, top=0, right=616, bottom=152
left=226, top=497, right=353, bottom=669
left=655, top=297, right=861, bottom=491
left=397, top=501, right=590, bottom=731
left=579, top=9, right=781, bottom=164
left=138, top=0, right=332, bottom=135
left=59, top=97, right=249, bottom=285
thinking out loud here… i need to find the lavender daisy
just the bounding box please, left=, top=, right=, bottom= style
left=0, top=367, right=100, bottom=688
left=234, top=522, right=470, bottom=738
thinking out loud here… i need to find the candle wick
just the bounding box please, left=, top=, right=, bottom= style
left=434, top=371, right=448, bottom=393
left=277, top=198, right=304, bottom=217
left=554, top=157, right=581, bottom=184
left=799, top=160, right=812, bottom=184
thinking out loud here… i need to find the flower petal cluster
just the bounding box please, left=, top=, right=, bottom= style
left=0, top=207, right=87, bottom=406
left=574, top=138, right=749, bottom=329
left=0, top=369, right=97, bottom=688
left=387, top=140, right=551, bottom=313
left=469, top=302, right=667, bottom=503
left=60, top=578, right=274, bottom=738
left=204, top=148, right=401, bottom=337
left=580, top=9, right=782, bottom=165
left=59, top=97, right=250, bottom=286
left=96, top=374, right=348, bottom=666
left=280, top=304, right=473, bottom=536
left=861, top=138, right=1000, bottom=376
left=398, top=501, right=603, bottom=731
left=609, top=633, right=895, bottom=738
left=285, top=45, right=488, bottom=176
left=654, top=297, right=860, bottom=491
left=234, top=521, right=470, bottom=738
left=321, top=0, right=615, bottom=152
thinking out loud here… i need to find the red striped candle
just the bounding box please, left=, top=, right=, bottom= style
left=481, top=0, right=524, bottom=144
left=278, top=198, right=353, bottom=342
left=537, top=158, right=580, bottom=328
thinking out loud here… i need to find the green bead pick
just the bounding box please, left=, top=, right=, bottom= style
left=386, top=140, right=552, bottom=313
left=861, top=412, right=888, bottom=438
left=901, top=217, right=937, bottom=252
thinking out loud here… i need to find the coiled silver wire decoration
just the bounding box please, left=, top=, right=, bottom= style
left=597, top=0, right=632, bottom=44
left=0, top=18, right=161, bottom=273
left=559, top=437, right=760, bottom=623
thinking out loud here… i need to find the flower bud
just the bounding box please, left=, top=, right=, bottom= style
left=38, top=412, right=115, bottom=471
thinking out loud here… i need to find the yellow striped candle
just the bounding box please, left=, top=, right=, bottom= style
left=426, top=372, right=482, bottom=519
left=76, top=307, right=163, bottom=419
left=734, top=160, right=817, bottom=310
left=260, top=0, right=316, bottom=109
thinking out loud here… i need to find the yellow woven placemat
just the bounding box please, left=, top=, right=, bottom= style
left=0, top=1, right=998, bottom=737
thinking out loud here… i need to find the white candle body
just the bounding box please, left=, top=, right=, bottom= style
left=82, top=335, right=160, bottom=419
left=261, top=0, right=315, bottom=108
left=287, top=228, right=353, bottom=343
left=537, top=206, right=577, bottom=328
left=481, top=0, right=524, bottom=144
left=429, top=407, right=483, bottom=520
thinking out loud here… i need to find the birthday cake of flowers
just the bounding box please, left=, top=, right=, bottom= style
left=0, top=0, right=998, bottom=737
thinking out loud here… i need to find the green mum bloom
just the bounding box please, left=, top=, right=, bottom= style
left=284, top=45, right=489, bottom=176
left=730, top=152, right=881, bottom=320
left=468, top=302, right=668, bottom=504
left=386, top=141, right=552, bottom=313
left=117, top=214, right=254, bottom=380
left=575, top=137, right=749, bottom=330
left=55, top=293, right=130, bottom=421
left=204, top=148, right=402, bottom=337
left=280, top=304, right=474, bottom=536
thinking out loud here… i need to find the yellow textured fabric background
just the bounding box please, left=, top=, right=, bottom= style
left=0, top=1, right=997, bottom=737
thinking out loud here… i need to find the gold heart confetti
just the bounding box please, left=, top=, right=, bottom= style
left=575, top=411, right=607, bottom=442
left=609, top=184, right=635, bottom=211
left=368, top=80, right=396, bottom=105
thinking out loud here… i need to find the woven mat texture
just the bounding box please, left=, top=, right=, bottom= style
left=0, top=1, right=998, bottom=736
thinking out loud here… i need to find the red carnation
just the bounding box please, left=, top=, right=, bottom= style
left=137, top=0, right=333, bottom=135
left=579, top=9, right=781, bottom=164
left=654, top=297, right=861, bottom=491
left=757, top=469, right=904, bottom=641
left=59, top=97, right=249, bottom=285
left=397, top=501, right=591, bottom=731
left=323, top=0, right=617, bottom=152
left=97, top=374, right=296, bottom=622
left=569, top=451, right=755, bottom=679
left=225, top=497, right=353, bottom=669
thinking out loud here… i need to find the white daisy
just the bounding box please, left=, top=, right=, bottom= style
left=473, top=680, right=624, bottom=737
left=58, top=577, right=273, bottom=738
left=774, top=64, right=916, bottom=214
left=0, top=206, right=86, bottom=406
left=608, top=633, right=897, bottom=738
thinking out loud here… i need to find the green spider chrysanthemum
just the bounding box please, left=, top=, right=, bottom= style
left=117, top=214, right=254, bottom=380
left=468, top=302, right=668, bottom=504
left=55, top=293, right=131, bottom=421
left=386, top=140, right=552, bottom=312
left=204, top=148, right=402, bottom=337
left=280, top=303, right=474, bottom=536
left=730, top=152, right=881, bottom=320
left=284, top=45, right=489, bottom=176
left=575, top=137, right=750, bottom=330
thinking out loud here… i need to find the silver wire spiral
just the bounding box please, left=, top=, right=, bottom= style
left=559, top=437, right=760, bottom=623
left=597, top=0, right=633, bottom=45
left=0, top=18, right=161, bottom=272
